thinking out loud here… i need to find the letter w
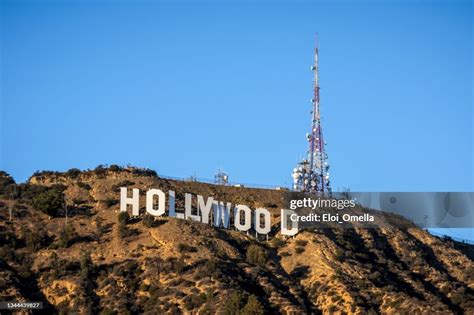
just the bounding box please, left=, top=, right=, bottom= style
left=212, top=201, right=232, bottom=228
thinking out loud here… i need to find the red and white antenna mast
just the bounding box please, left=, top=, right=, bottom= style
left=292, top=34, right=331, bottom=194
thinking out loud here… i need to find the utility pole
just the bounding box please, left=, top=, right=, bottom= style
left=8, top=185, right=16, bottom=222
left=64, top=193, right=70, bottom=226
left=8, top=201, right=12, bottom=222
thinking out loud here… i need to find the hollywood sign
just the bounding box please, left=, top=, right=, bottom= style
left=120, top=188, right=298, bottom=236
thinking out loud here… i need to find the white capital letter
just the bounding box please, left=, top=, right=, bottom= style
left=234, top=205, right=251, bottom=231
left=213, top=201, right=231, bottom=228
left=185, top=193, right=201, bottom=221
left=198, top=195, right=214, bottom=224
left=120, top=187, right=139, bottom=216
left=255, top=208, right=271, bottom=235
left=146, top=189, right=165, bottom=216
left=168, top=190, right=184, bottom=219
left=281, top=209, right=298, bottom=236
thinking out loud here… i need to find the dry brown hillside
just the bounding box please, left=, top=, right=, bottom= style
left=0, top=166, right=473, bottom=314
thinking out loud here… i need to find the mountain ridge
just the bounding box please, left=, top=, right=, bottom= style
left=0, top=166, right=473, bottom=314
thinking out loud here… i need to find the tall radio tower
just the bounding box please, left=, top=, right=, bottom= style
left=292, top=35, right=331, bottom=194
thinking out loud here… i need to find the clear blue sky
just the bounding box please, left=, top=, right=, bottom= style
left=1, top=0, right=472, bottom=192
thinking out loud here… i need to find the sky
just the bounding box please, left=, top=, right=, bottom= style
left=1, top=0, right=473, bottom=237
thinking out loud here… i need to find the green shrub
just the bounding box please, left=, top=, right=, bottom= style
left=32, top=188, right=64, bottom=217
left=0, top=231, right=18, bottom=248
left=0, top=171, right=15, bottom=196
left=388, top=298, right=402, bottom=308
left=204, top=260, right=217, bottom=275
left=118, top=223, right=130, bottom=239
left=142, top=214, right=155, bottom=228
left=193, top=259, right=220, bottom=280
left=47, top=252, right=63, bottom=277
left=295, top=246, right=305, bottom=254
left=131, top=168, right=157, bottom=177
left=25, top=228, right=48, bottom=250
left=241, top=295, right=264, bottom=315
left=77, top=182, right=91, bottom=190
left=104, top=199, right=119, bottom=208
left=173, top=258, right=185, bottom=273
left=118, top=211, right=130, bottom=224
left=184, top=293, right=207, bottom=311
left=94, top=165, right=108, bottom=178
left=200, top=289, right=217, bottom=314
left=270, top=237, right=285, bottom=248
left=2, top=183, right=19, bottom=200
left=295, top=239, right=308, bottom=247
left=66, top=168, right=81, bottom=178
left=177, top=243, right=197, bottom=253
left=80, top=252, right=92, bottom=279
left=450, top=290, right=465, bottom=305
left=58, top=225, right=77, bottom=248
left=223, top=290, right=244, bottom=315
left=99, top=308, right=117, bottom=315
left=334, top=248, right=344, bottom=260
left=332, top=295, right=342, bottom=303
left=72, top=198, right=87, bottom=206
left=246, top=244, right=267, bottom=267
left=109, top=165, right=122, bottom=172
left=327, top=305, right=337, bottom=313
left=112, top=180, right=135, bottom=192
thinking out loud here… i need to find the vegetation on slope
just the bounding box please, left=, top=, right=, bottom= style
left=0, top=167, right=473, bottom=314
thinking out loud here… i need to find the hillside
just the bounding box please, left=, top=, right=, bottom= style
left=0, top=166, right=473, bottom=314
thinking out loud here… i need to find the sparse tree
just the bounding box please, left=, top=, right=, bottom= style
left=24, top=227, right=48, bottom=250
left=241, top=295, right=264, bottom=315
left=32, top=188, right=64, bottom=217
left=223, top=290, right=244, bottom=315
left=80, top=251, right=92, bottom=280
left=246, top=245, right=267, bottom=267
